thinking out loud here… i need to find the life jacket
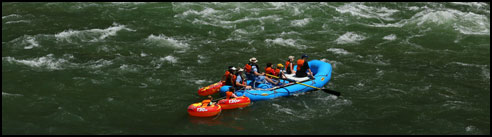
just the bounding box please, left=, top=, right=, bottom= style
left=275, top=68, right=281, bottom=77
left=225, top=74, right=237, bottom=86
left=224, top=70, right=232, bottom=84
left=224, top=70, right=231, bottom=79
left=285, top=60, right=292, bottom=74
left=202, top=99, right=211, bottom=107
left=226, top=91, right=234, bottom=99
left=265, top=66, right=275, bottom=78
left=245, top=63, right=260, bottom=81
left=244, top=63, right=252, bottom=73
left=296, top=59, right=305, bottom=71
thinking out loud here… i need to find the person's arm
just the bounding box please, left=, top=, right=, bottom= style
left=229, top=74, right=236, bottom=86
left=304, top=61, right=313, bottom=76
left=235, top=81, right=251, bottom=89
left=253, top=67, right=263, bottom=76
left=290, top=63, right=295, bottom=73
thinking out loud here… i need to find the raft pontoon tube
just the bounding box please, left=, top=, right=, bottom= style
left=217, top=96, right=251, bottom=109
left=187, top=102, right=222, bottom=117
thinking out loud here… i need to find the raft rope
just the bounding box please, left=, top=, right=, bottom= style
left=241, top=74, right=329, bottom=96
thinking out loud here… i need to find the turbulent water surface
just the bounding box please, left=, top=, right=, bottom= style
left=2, top=2, right=490, bottom=135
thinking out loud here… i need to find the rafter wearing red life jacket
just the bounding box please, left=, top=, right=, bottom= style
left=265, top=66, right=275, bottom=79
left=296, top=59, right=305, bottom=71
left=225, top=73, right=237, bottom=86
left=275, top=68, right=281, bottom=78
left=285, top=60, right=292, bottom=74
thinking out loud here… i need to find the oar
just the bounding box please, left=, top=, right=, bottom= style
left=266, top=74, right=341, bottom=96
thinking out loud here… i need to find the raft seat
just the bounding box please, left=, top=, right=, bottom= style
left=284, top=73, right=310, bottom=82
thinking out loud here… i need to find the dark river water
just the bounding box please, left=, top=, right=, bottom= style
left=2, top=2, right=490, bottom=135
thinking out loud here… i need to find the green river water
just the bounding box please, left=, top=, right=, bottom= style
left=2, top=2, right=490, bottom=135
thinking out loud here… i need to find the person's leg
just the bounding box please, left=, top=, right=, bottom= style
left=264, top=77, right=279, bottom=85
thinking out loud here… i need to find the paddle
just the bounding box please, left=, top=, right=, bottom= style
left=265, top=74, right=341, bottom=96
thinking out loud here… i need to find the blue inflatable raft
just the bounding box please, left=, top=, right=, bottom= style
left=219, top=60, right=332, bottom=101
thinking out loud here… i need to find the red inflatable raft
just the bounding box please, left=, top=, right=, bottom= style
left=217, top=96, right=251, bottom=110
left=187, top=102, right=221, bottom=117
left=197, top=81, right=224, bottom=96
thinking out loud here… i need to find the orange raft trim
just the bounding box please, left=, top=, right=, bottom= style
left=187, top=102, right=222, bottom=117
left=197, top=81, right=225, bottom=96
left=217, top=96, right=251, bottom=110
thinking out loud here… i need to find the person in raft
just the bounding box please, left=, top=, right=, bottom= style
left=234, top=68, right=252, bottom=90
left=244, top=57, right=277, bottom=88
left=201, top=95, right=216, bottom=107
left=275, top=63, right=288, bottom=85
left=295, top=54, right=314, bottom=79
left=225, top=87, right=239, bottom=99
left=264, top=63, right=280, bottom=85
left=285, top=55, right=296, bottom=74
left=223, top=66, right=238, bottom=87
left=221, top=66, right=235, bottom=84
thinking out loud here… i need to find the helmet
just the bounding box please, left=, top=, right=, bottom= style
left=277, top=64, right=284, bottom=68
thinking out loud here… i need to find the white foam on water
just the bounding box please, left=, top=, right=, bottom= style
left=267, top=2, right=304, bottom=15
left=449, top=62, right=490, bottom=81
left=160, top=55, right=178, bottom=64
left=368, top=8, right=489, bottom=35
left=265, top=38, right=307, bottom=49
left=2, top=14, right=21, bottom=19
left=219, top=15, right=282, bottom=25
left=140, top=52, right=148, bottom=57
left=326, top=48, right=351, bottom=55
left=272, top=103, right=295, bottom=115
left=119, top=64, right=140, bottom=72
left=145, top=34, right=189, bottom=49
left=335, top=32, right=366, bottom=44
left=450, top=62, right=485, bottom=67
left=268, top=2, right=288, bottom=9
left=450, top=2, right=488, bottom=8
left=5, top=20, right=30, bottom=24
left=181, top=8, right=218, bottom=17
left=451, top=11, right=490, bottom=35
left=408, top=6, right=420, bottom=11
left=22, top=36, right=40, bottom=49
left=232, top=29, right=248, bottom=35
left=146, top=77, right=162, bottom=85
left=197, top=55, right=208, bottom=64
left=2, top=92, right=24, bottom=97
left=290, top=18, right=311, bottom=27
left=110, top=2, right=147, bottom=5
left=194, top=79, right=208, bottom=85
left=55, top=23, right=136, bottom=42
left=2, top=54, right=70, bottom=70
left=335, top=3, right=399, bottom=21
left=86, top=59, right=113, bottom=69
left=465, top=125, right=478, bottom=133
left=382, top=34, right=397, bottom=41
left=280, top=31, right=301, bottom=36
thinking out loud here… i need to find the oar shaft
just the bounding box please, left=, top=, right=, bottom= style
left=266, top=73, right=340, bottom=96
left=295, top=82, right=320, bottom=90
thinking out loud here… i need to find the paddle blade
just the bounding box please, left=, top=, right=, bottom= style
left=322, top=88, right=341, bottom=96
